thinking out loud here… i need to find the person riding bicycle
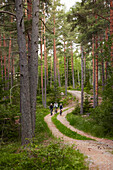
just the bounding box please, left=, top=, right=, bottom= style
left=49, top=103, right=53, bottom=116
left=59, top=103, right=63, bottom=115
left=54, top=102, right=58, bottom=114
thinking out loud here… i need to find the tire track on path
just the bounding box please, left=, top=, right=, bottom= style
left=44, top=91, right=113, bottom=170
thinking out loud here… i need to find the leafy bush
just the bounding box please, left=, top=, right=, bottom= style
left=0, top=105, right=20, bottom=143
left=0, top=141, right=88, bottom=170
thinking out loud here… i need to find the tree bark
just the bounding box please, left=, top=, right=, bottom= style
left=71, top=42, right=75, bottom=89
left=64, top=40, right=67, bottom=95
left=29, top=0, right=39, bottom=135
left=92, top=36, right=96, bottom=108
left=110, top=0, right=113, bottom=66
left=0, top=34, right=3, bottom=79
left=40, top=19, right=44, bottom=106
left=57, top=58, right=61, bottom=87
left=80, top=46, right=84, bottom=114
left=15, top=0, right=32, bottom=145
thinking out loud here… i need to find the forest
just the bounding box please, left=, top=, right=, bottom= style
left=0, top=0, right=113, bottom=169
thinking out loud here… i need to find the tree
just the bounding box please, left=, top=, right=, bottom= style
left=15, top=0, right=32, bottom=145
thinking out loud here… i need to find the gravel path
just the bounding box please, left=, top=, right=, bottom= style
left=44, top=91, right=113, bottom=170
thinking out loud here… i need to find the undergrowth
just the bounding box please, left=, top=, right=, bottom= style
left=0, top=103, right=88, bottom=169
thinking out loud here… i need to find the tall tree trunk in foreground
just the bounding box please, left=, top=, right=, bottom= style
left=71, top=42, right=75, bottom=89
left=80, top=46, right=84, bottom=114
left=15, top=0, right=32, bottom=145
left=29, top=0, right=39, bottom=135
left=64, top=40, right=67, bottom=95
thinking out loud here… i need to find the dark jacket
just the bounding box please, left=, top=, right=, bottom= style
left=50, top=105, right=53, bottom=110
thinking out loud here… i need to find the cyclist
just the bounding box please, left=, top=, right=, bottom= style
left=59, top=103, right=63, bottom=115
left=49, top=103, right=53, bottom=116
left=54, top=102, right=58, bottom=114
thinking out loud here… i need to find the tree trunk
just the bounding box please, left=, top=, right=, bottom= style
left=15, top=0, right=32, bottom=145
left=57, top=58, right=61, bottom=87
left=0, top=34, right=3, bottom=79
left=78, top=70, right=80, bottom=87
left=40, top=20, right=44, bottom=106
left=8, top=36, right=11, bottom=89
left=50, top=55, right=52, bottom=87
left=92, top=36, right=96, bottom=108
left=84, top=52, right=86, bottom=84
left=64, top=41, right=67, bottom=95
left=80, top=46, right=84, bottom=114
left=53, top=15, right=57, bottom=83
left=105, top=27, right=108, bottom=82
left=29, top=0, right=39, bottom=135
left=100, top=36, right=104, bottom=91
left=95, top=33, right=98, bottom=106
left=71, top=43, right=75, bottom=89
left=3, top=35, right=7, bottom=82
left=44, top=4, right=47, bottom=108
left=110, top=0, right=113, bottom=66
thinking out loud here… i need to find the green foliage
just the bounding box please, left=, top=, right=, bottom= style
left=47, top=85, right=62, bottom=104
left=52, top=112, right=93, bottom=140
left=90, top=100, right=113, bottom=138
left=72, top=96, right=92, bottom=115
left=0, top=104, right=20, bottom=143
left=35, top=106, right=53, bottom=143
left=67, top=99, right=113, bottom=139
left=0, top=141, right=88, bottom=170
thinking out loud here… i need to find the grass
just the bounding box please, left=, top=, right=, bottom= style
left=66, top=113, right=113, bottom=140
left=52, top=112, right=94, bottom=140
left=0, top=103, right=88, bottom=170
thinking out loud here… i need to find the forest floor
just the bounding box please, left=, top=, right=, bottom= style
left=44, top=90, right=113, bottom=170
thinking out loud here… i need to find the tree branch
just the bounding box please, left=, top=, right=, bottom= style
left=0, top=3, right=15, bottom=9
left=40, top=18, right=54, bottom=34
left=0, top=10, right=16, bottom=18
left=95, top=13, right=110, bottom=22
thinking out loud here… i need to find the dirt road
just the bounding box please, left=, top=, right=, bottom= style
left=44, top=90, right=113, bottom=170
